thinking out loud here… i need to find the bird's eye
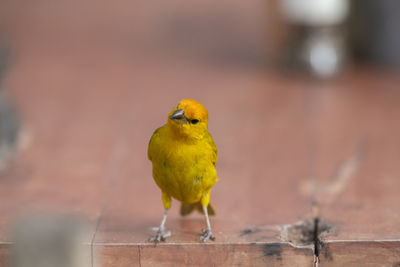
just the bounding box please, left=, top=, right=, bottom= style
left=190, top=119, right=199, bottom=124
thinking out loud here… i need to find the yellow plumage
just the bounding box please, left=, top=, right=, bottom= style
left=148, top=99, right=218, bottom=242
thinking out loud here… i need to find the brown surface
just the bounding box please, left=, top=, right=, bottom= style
left=1, top=64, right=317, bottom=266
left=94, top=245, right=140, bottom=267
left=0, top=244, right=10, bottom=267
left=319, top=241, right=400, bottom=267
left=1, top=1, right=400, bottom=266
left=94, top=243, right=313, bottom=267
left=309, top=72, right=400, bottom=265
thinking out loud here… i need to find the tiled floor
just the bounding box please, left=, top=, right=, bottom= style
left=1, top=1, right=400, bottom=266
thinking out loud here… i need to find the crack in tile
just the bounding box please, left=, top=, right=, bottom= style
left=299, top=138, right=367, bottom=204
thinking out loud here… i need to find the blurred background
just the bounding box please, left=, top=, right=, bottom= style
left=0, top=0, right=399, bottom=266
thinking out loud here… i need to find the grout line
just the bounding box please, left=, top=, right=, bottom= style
left=322, top=239, right=400, bottom=243
left=91, top=241, right=311, bottom=246
left=83, top=238, right=400, bottom=246
left=91, top=209, right=104, bottom=267
left=2, top=239, right=399, bottom=246
left=310, top=140, right=367, bottom=267
left=89, top=239, right=400, bottom=247
left=90, top=139, right=129, bottom=267
left=89, top=91, right=139, bottom=266
left=89, top=108, right=134, bottom=266
left=313, top=217, right=320, bottom=267
left=305, top=84, right=321, bottom=267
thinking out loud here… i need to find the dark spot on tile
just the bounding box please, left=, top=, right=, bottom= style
left=280, top=218, right=332, bottom=247
left=320, top=241, right=333, bottom=261
left=240, top=228, right=252, bottom=236
left=262, top=244, right=282, bottom=261
left=239, top=227, right=260, bottom=236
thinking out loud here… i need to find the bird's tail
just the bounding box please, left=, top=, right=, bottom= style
left=180, top=202, right=216, bottom=216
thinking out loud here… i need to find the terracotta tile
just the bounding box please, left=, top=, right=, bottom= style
left=313, top=72, right=400, bottom=238
left=93, top=69, right=314, bottom=247
left=139, top=243, right=312, bottom=267
left=3, top=60, right=400, bottom=266
left=319, top=241, right=400, bottom=267
left=304, top=72, right=400, bottom=264
left=92, top=243, right=313, bottom=267
left=0, top=81, right=135, bottom=242
left=93, top=245, right=140, bottom=267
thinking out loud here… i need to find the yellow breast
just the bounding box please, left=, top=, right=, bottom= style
left=148, top=124, right=218, bottom=203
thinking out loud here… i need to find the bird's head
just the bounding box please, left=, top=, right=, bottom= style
left=167, top=99, right=209, bottom=139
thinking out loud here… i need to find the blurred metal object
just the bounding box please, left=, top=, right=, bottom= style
left=307, top=27, right=346, bottom=77
left=280, top=0, right=349, bottom=78
left=11, top=215, right=89, bottom=267
left=281, top=0, right=348, bottom=26
left=350, top=0, right=400, bottom=68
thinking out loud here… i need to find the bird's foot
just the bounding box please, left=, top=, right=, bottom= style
left=149, top=227, right=171, bottom=243
left=200, top=228, right=215, bottom=242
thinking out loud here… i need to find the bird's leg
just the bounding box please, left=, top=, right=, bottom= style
left=150, top=209, right=171, bottom=243
left=200, top=205, right=215, bottom=242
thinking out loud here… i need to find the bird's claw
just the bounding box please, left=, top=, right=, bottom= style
left=200, top=228, right=215, bottom=242
left=149, top=227, right=171, bottom=243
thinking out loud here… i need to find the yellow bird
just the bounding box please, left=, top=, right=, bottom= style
left=148, top=99, right=218, bottom=242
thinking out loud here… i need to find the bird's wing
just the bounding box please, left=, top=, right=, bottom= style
left=148, top=126, right=162, bottom=161
left=205, top=131, right=218, bottom=166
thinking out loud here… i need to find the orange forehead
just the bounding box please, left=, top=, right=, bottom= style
left=177, top=99, right=208, bottom=121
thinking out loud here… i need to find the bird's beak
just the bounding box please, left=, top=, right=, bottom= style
left=169, top=109, right=186, bottom=121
